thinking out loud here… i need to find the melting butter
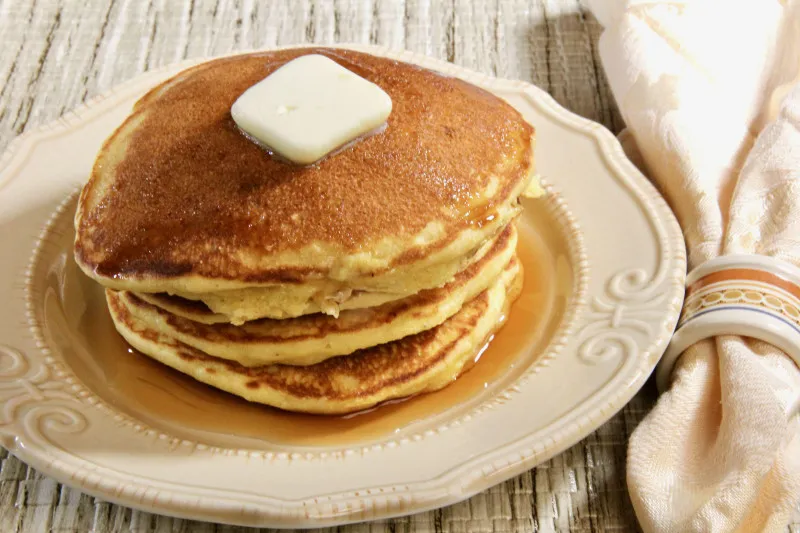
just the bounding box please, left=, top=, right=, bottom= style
left=231, top=54, right=392, bottom=165
left=522, top=174, right=545, bottom=199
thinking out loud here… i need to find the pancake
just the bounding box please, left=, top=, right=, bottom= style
left=159, top=230, right=498, bottom=322
left=149, top=223, right=504, bottom=323
left=74, top=47, right=535, bottom=318
left=136, top=222, right=509, bottom=325
left=114, top=224, right=516, bottom=367
left=136, top=285, right=409, bottom=324
left=105, top=254, right=523, bottom=415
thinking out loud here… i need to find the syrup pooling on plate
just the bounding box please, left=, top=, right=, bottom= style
left=44, top=196, right=572, bottom=449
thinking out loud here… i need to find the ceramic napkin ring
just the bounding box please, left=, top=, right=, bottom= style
left=657, top=254, right=800, bottom=391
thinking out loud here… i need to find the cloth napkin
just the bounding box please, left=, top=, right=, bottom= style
left=587, top=1, right=800, bottom=531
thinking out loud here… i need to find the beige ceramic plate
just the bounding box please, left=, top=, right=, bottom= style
left=0, top=45, right=685, bottom=528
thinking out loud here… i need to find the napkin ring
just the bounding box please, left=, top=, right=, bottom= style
left=657, top=254, right=800, bottom=391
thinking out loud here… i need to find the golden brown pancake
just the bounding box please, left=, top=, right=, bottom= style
left=135, top=286, right=409, bottom=325
left=73, top=47, right=535, bottom=314
left=135, top=218, right=508, bottom=325
left=114, top=225, right=516, bottom=366
left=106, top=255, right=523, bottom=414
left=134, top=222, right=511, bottom=325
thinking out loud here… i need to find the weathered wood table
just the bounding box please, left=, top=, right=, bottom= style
left=0, top=1, right=785, bottom=532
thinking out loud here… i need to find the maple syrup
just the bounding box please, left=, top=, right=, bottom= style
left=50, top=201, right=572, bottom=450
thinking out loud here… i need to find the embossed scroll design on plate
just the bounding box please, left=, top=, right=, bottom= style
left=0, top=344, right=87, bottom=449
left=577, top=269, right=674, bottom=364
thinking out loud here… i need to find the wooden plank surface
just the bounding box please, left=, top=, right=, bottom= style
left=0, top=1, right=785, bottom=532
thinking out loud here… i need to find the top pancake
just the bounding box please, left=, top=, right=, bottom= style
left=74, top=47, right=535, bottom=294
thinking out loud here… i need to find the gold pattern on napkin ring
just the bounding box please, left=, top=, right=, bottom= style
left=657, top=254, right=800, bottom=391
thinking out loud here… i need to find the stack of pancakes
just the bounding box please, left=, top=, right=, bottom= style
left=73, top=48, right=537, bottom=415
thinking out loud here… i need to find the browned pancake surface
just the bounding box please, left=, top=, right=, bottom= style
left=76, top=48, right=533, bottom=282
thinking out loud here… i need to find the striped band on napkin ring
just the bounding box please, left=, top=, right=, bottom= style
left=657, top=254, right=800, bottom=391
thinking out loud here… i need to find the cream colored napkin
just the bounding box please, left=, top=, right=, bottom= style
left=587, top=0, right=800, bottom=531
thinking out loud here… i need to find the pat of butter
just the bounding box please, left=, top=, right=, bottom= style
left=231, top=54, right=392, bottom=165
